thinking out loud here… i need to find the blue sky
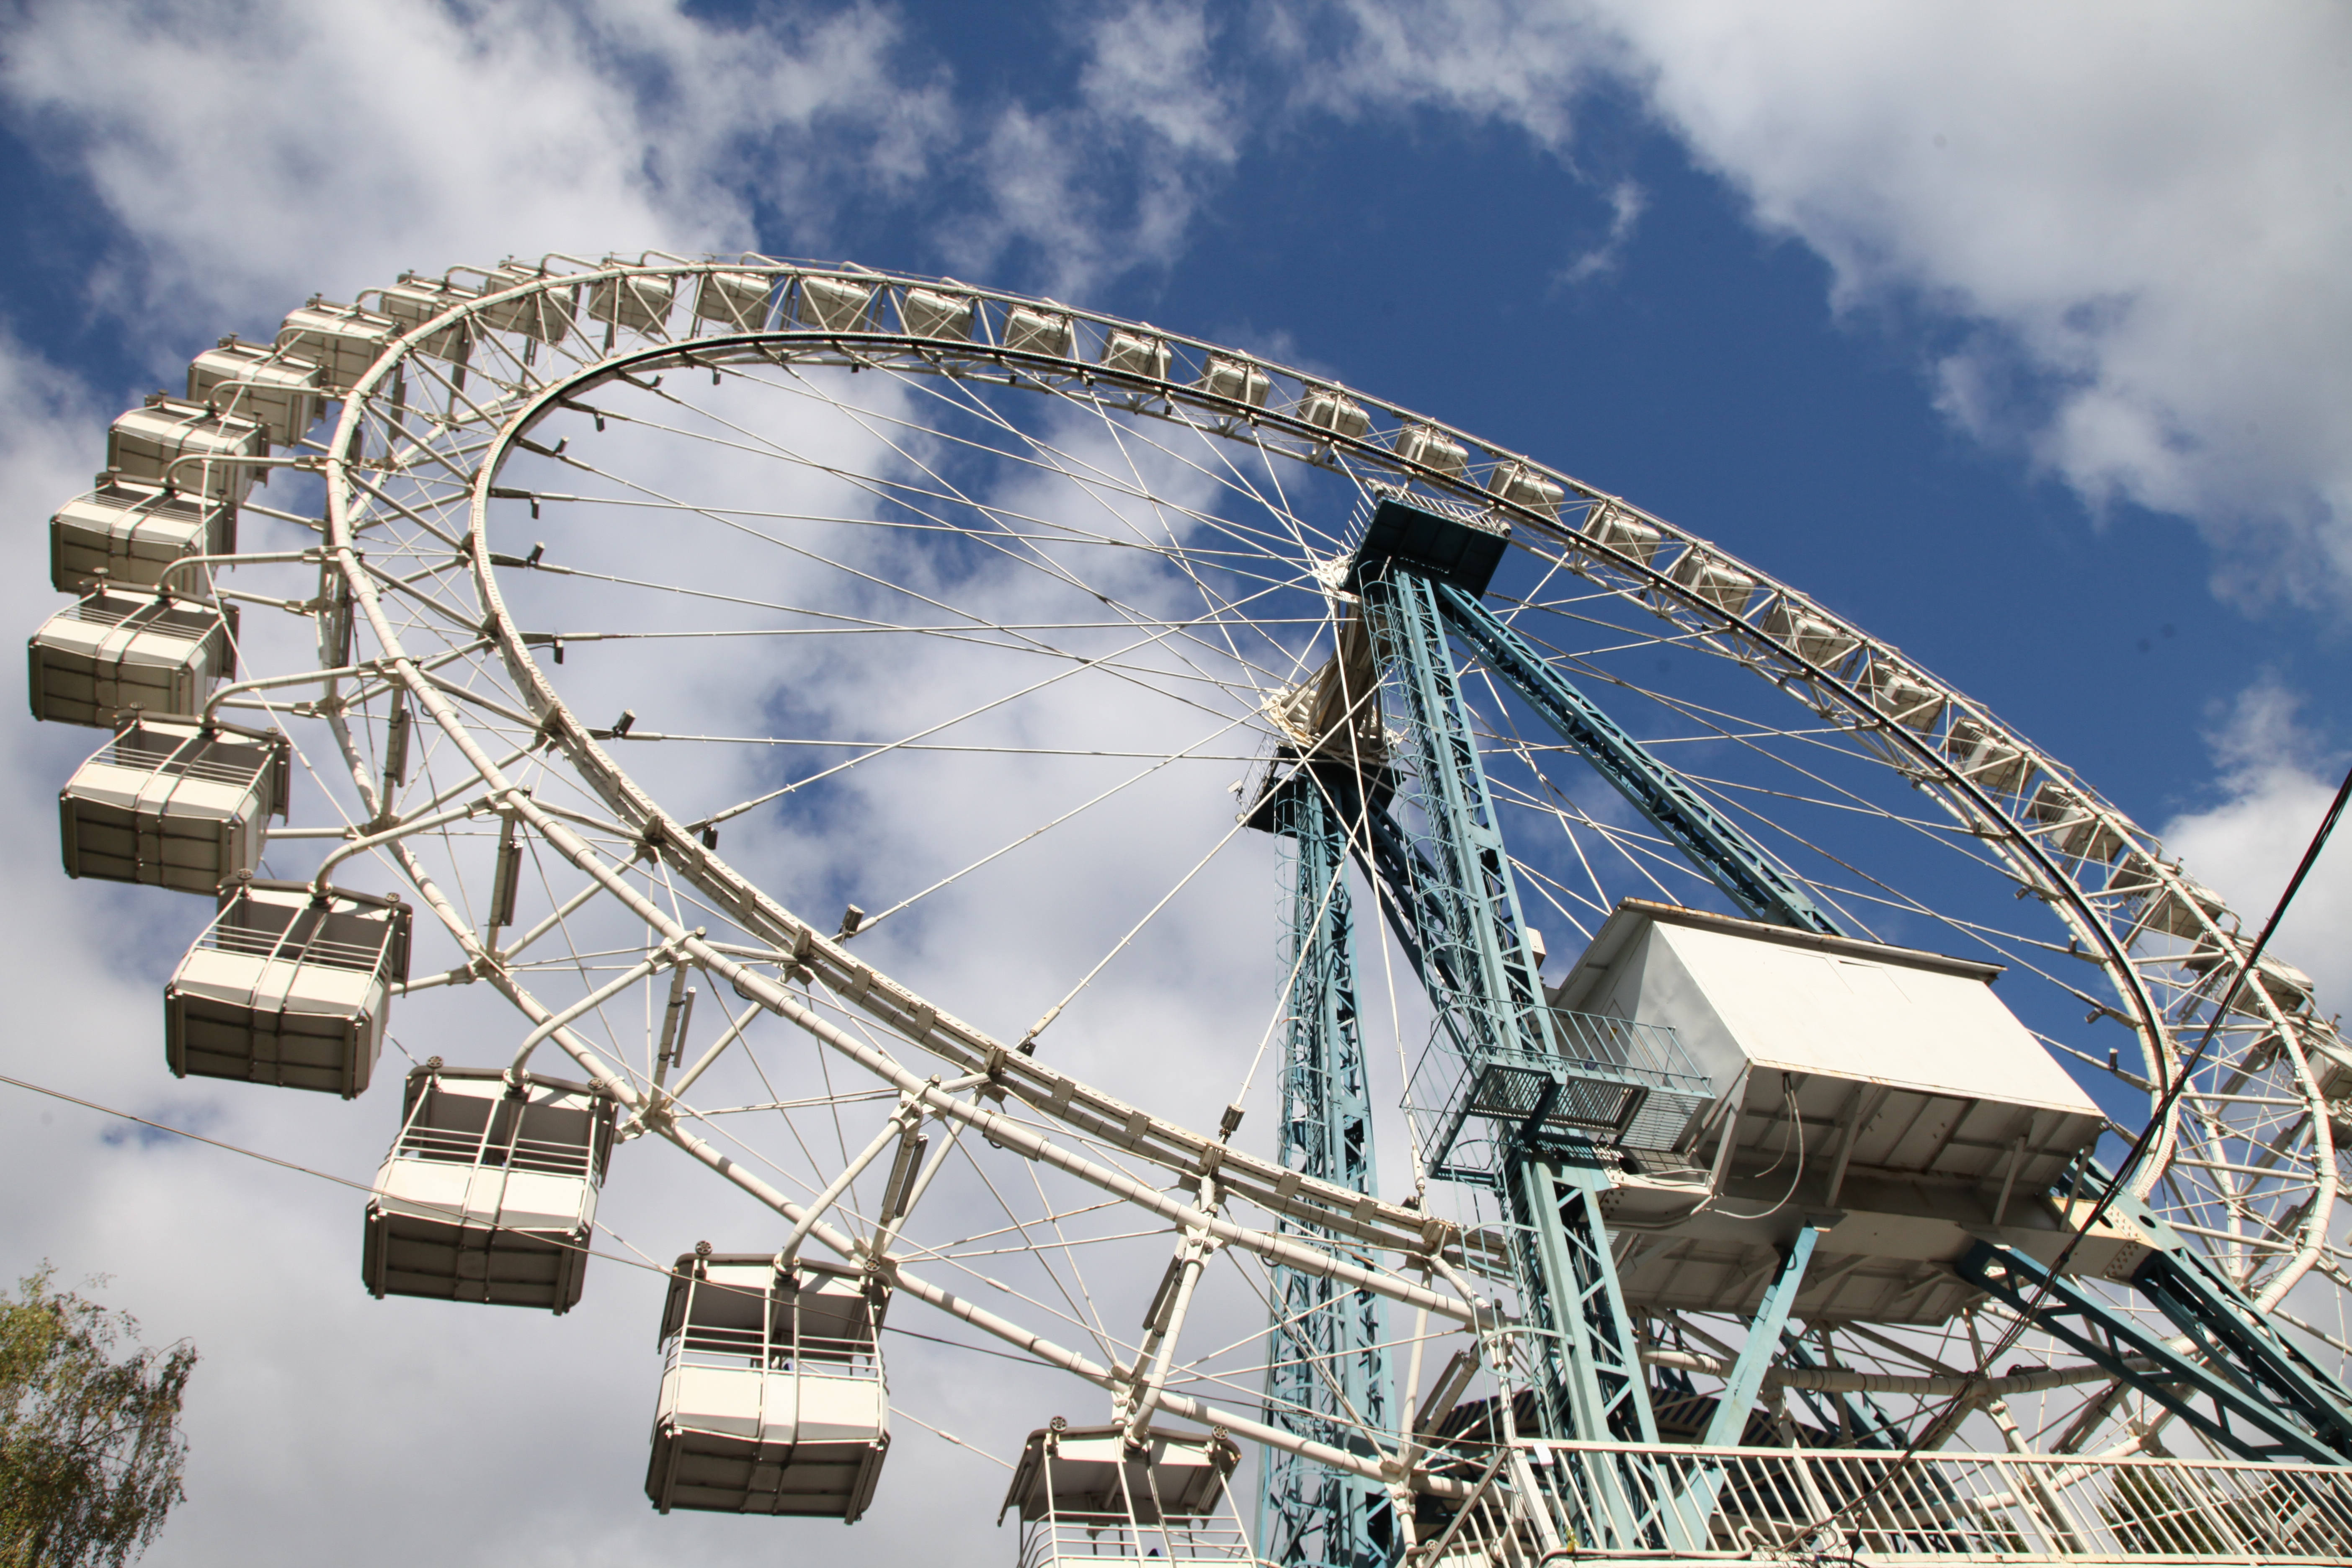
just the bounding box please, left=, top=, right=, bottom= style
left=1, top=4, right=2347, bottom=1565
left=5, top=2, right=2342, bottom=834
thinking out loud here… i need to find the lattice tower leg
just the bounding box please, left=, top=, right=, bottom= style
left=1361, top=565, right=1663, bottom=1451
left=1357, top=566, right=1550, bottom=1065
left=1257, top=773, right=1396, bottom=1568
left=1509, top=1150, right=1658, bottom=1446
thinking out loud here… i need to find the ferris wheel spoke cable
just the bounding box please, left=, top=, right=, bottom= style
left=557, top=389, right=1311, bottom=692
left=1020, top=1158, right=1120, bottom=1355
left=684, top=623, right=1263, bottom=834
left=941, top=1143, right=1124, bottom=1362
left=1091, top=412, right=1284, bottom=681
left=879, top=346, right=1328, bottom=569
left=939, top=1225, right=1173, bottom=1263
left=740, top=355, right=1301, bottom=575
left=794, top=375, right=1233, bottom=634
left=506, top=486, right=1238, bottom=553
left=846, top=712, right=1259, bottom=937
left=521, top=449, right=1293, bottom=711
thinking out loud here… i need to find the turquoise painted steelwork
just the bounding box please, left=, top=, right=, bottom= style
left=1701, top=1228, right=1822, bottom=1449
left=1354, top=542, right=1667, bottom=1456
left=1252, top=769, right=1396, bottom=1568
left=1358, top=562, right=1552, bottom=1074
left=1509, top=1149, right=1659, bottom=1447
left=1430, top=579, right=1844, bottom=939
left=1958, top=1236, right=2352, bottom=1465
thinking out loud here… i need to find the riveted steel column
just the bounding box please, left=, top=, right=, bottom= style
left=1362, top=560, right=1660, bottom=1458
left=1257, top=772, right=1396, bottom=1568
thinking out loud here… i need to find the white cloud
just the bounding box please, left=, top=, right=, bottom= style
left=0, top=0, right=940, bottom=343
left=1291, top=0, right=1614, bottom=145
left=1556, top=178, right=1645, bottom=286
left=1289, top=0, right=2352, bottom=602
left=1080, top=0, right=1240, bottom=163
left=1595, top=0, right=2352, bottom=603
left=0, top=0, right=1257, bottom=350
left=945, top=0, right=1244, bottom=296
left=21, top=0, right=2352, bottom=601
left=2161, top=683, right=2351, bottom=1008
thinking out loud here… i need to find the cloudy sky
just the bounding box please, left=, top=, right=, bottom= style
left=2, top=3, right=2349, bottom=1564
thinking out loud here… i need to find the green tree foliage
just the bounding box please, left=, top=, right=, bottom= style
left=0, top=1269, right=194, bottom=1568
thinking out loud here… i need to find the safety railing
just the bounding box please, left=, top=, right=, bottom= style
left=1408, top=1438, right=2352, bottom=1563
left=1409, top=1007, right=1715, bottom=1179
left=668, top=1324, right=881, bottom=1376
left=390, top=1121, right=598, bottom=1179
left=94, top=737, right=263, bottom=787
left=1016, top=1514, right=1257, bottom=1567
left=202, top=922, right=385, bottom=973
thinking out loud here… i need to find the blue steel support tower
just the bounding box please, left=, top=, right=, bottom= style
left=1349, top=539, right=1657, bottom=1454
left=1254, top=768, right=1394, bottom=1568
left=1345, top=491, right=2352, bottom=1482
left=1248, top=487, right=2352, bottom=1561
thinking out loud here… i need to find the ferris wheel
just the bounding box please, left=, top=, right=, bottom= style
left=31, top=253, right=2352, bottom=1564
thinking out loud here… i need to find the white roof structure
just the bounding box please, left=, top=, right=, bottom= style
left=1553, top=901, right=2115, bottom=1323
left=1553, top=902, right=2102, bottom=1122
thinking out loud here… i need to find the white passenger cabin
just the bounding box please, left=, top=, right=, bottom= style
left=794, top=274, right=877, bottom=332
left=1001, top=1424, right=1249, bottom=1566
left=479, top=264, right=573, bottom=342
left=50, top=480, right=235, bottom=594
left=902, top=286, right=975, bottom=340
left=588, top=268, right=676, bottom=335
left=364, top=1066, right=616, bottom=1312
left=28, top=588, right=237, bottom=727
left=1549, top=900, right=2112, bottom=1324
left=61, top=716, right=288, bottom=893
left=694, top=271, right=774, bottom=331
left=276, top=299, right=396, bottom=395
left=187, top=338, right=322, bottom=446
left=165, top=877, right=410, bottom=1096
left=645, top=1254, right=890, bottom=1520
left=106, top=397, right=266, bottom=505
left=379, top=276, right=476, bottom=359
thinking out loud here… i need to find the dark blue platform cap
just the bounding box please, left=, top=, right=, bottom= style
left=1341, top=495, right=1510, bottom=598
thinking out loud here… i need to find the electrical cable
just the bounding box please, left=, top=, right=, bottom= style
left=1697, top=1073, right=1807, bottom=1222
left=1796, top=752, right=2352, bottom=1545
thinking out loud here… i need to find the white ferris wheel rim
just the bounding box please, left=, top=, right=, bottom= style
left=328, top=259, right=2338, bottom=1263
left=174, top=250, right=2337, bottom=1477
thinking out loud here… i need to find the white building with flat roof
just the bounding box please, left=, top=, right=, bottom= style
left=1550, top=901, right=2124, bottom=1324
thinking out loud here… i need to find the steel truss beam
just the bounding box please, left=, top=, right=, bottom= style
left=1701, top=1228, right=1820, bottom=1448
left=1357, top=556, right=1663, bottom=1451
left=1511, top=1150, right=1658, bottom=1446
left=2130, top=1243, right=2352, bottom=1460
left=1955, top=1240, right=2349, bottom=1465
left=1255, top=772, right=1396, bottom=1568
left=1359, top=564, right=1550, bottom=1065
left=1430, top=580, right=1843, bottom=937
left=1657, top=1229, right=1823, bottom=1548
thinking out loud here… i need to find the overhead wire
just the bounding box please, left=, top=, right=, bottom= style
left=1794, top=751, right=2352, bottom=1538
left=0, top=1065, right=1060, bottom=1472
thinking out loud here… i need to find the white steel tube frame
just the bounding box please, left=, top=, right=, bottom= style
left=283, top=258, right=2347, bottom=1504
